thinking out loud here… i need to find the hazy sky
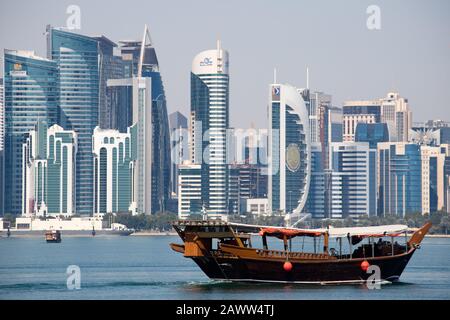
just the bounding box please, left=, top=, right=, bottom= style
left=1, top=0, right=449, bottom=128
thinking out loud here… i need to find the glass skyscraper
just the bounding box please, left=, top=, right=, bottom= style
left=191, top=41, right=229, bottom=217
left=47, top=27, right=100, bottom=215
left=378, top=143, right=422, bottom=216
left=106, top=26, right=171, bottom=214
left=268, top=83, right=310, bottom=215
left=4, top=50, right=58, bottom=215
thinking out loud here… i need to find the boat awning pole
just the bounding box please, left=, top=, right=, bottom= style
left=405, top=231, right=408, bottom=253
left=391, top=236, right=394, bottom=256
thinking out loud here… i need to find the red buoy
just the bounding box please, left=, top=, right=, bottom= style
left=361, top=260, right=370, bottom=271
left=283, top=261, right=293, bottom=272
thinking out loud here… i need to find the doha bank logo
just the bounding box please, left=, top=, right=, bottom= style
left=200, top=57, right=213, bottom=67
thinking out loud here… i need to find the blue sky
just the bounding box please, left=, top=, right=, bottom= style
left=1, top=0, right=449, bottom=128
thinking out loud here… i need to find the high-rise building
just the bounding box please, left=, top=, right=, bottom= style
left=307, top=143, right=326, bottom=218
left=355, top=123, right=389, bottom=148
left=380, top=92, right=412, bottom=142
left=4, top=50, right=58, bottom=215
left=378, top=143, right=422, bottom=217
left=319, top=105, right=342, bottom=170
left=0, top=78, right=4, bottom=215
left=443, top=145, right=450, bottom=213
left=178, top=163, right=202, bottom=219
left=343, top=100, right=381, bottom=142
left=191, top=41, right=229, bottom=218
left=92, top=126, right=136, bottom=214
left=0, top=78, right=4, bottom=152
left=329, top=142, right=376, bottom=218
left=420, top=146, right=447, bottom=214
left=343, top=92, right=412, bottom=143
left=22, top=121, right=77, bottom=217
left=268, top=83, right=310, bottom=215
left=308, top=91, right=332, bottom=144
left=106, top=26, right=171, bottom=214
left=228, top=164, right=268, bottom=214
left=169, top=111, right=188, bottom=196
left=47, top=27, right=102, bottom=215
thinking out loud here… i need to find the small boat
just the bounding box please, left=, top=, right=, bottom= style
left=45, top=230, right=62, bottom=243
left=170, top=220, right=432, bottom=284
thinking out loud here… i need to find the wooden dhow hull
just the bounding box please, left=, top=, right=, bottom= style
left=188, top=249, right=416, bottom=283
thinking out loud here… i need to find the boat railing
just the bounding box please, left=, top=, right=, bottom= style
left=255, top=249, right=332, bottom=260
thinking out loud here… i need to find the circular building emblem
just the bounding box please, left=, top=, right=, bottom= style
left=286, top=143, right=301, bottom=172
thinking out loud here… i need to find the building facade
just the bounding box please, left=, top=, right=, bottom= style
left=178, top=164, right=202, bottom=219
left=169, top=111, right=188, bottom=196
left=342, top=101, right=381, bottom=142
left=378, top=143, right=422, bottom=216
left=4, top=50, right=58, bottom=215
left=92, top=126, right=136, bottom=214
left=105, top=26, right=171, bottom=214
left=22, top=122, right=77, bottom=217
left=268, top=83, right=310, bottom=215
left=47, top=27, right=101, bottom=215
left=329, top=142, right=376, bottom=218
left=191, top=41, right=229, bottom=218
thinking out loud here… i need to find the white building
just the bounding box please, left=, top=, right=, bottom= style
left=22, top=122, right=77, bottom=217
left=178, top=163, right=202, bottom=219
left=191, top=41, right=229, bottom=218
left=329, top=142, right=375, bottom=218
left=244, top=198, right=269, bottom=216
left=421, top=145, right=447, bottom=214
left=92, top=126, right=136, bottom=214
left=268, top=83, right=310, bottom=215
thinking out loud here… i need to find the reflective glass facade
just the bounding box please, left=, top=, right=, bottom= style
left=378, top=143, right=422, bottom=216
left=4, top=51, right=58, bottom=215
left=49, top=28, right=99, bottom=215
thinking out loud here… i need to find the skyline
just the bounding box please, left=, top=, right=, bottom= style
left=0, top=0, right=449, bottom=129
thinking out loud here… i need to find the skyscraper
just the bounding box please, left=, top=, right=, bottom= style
left=380, top=92, right=412, bottom=142
left=106, top=26, right=171, bottom=214
left=343, top=92, right=412, bottom=143
left=169, top=111, right=188, bottom=196
left=378, top=143, right=422, bottom=217
left=4, top=50, right=58, bottom=215
left=92, top=125, right=136, bottom=214
left=22, top=121, right=77, bottom=217
left=0, top=78, right=4, bottom=215
left=178, top=163, right=202, bottom=219
left=268, top=83, right=310, bottom=215
left=420, top=145, right=447, bottom=214
left=191, top=41, right=229, bottom=218
left=329, top=142, right=376, bottom=218
left=342, top=100, right=381, bottom=142
left=47, top=27, right=102, bottom=215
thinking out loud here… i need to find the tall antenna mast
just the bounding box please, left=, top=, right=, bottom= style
left=273, top=68, right=277, bottom=83
left=306, top=67, right=309, bottom=90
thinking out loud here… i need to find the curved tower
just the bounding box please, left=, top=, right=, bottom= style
left=268, top=83, right=310, bottom=215
left=191, top=41, right=229, bottom=217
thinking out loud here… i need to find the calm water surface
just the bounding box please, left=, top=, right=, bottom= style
left=0, top=236, right=449, bottom=299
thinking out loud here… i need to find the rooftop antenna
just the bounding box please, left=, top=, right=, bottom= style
left=306, top=67, right=309, bottom=90
left=273, top=68, right=277, bottom=83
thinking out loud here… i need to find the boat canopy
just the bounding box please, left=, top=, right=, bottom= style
left=327, top=225, right=408, bottom=238
left=259, top=227, right=323, bottom=239
left=228, top=222, right=408, bottom=239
